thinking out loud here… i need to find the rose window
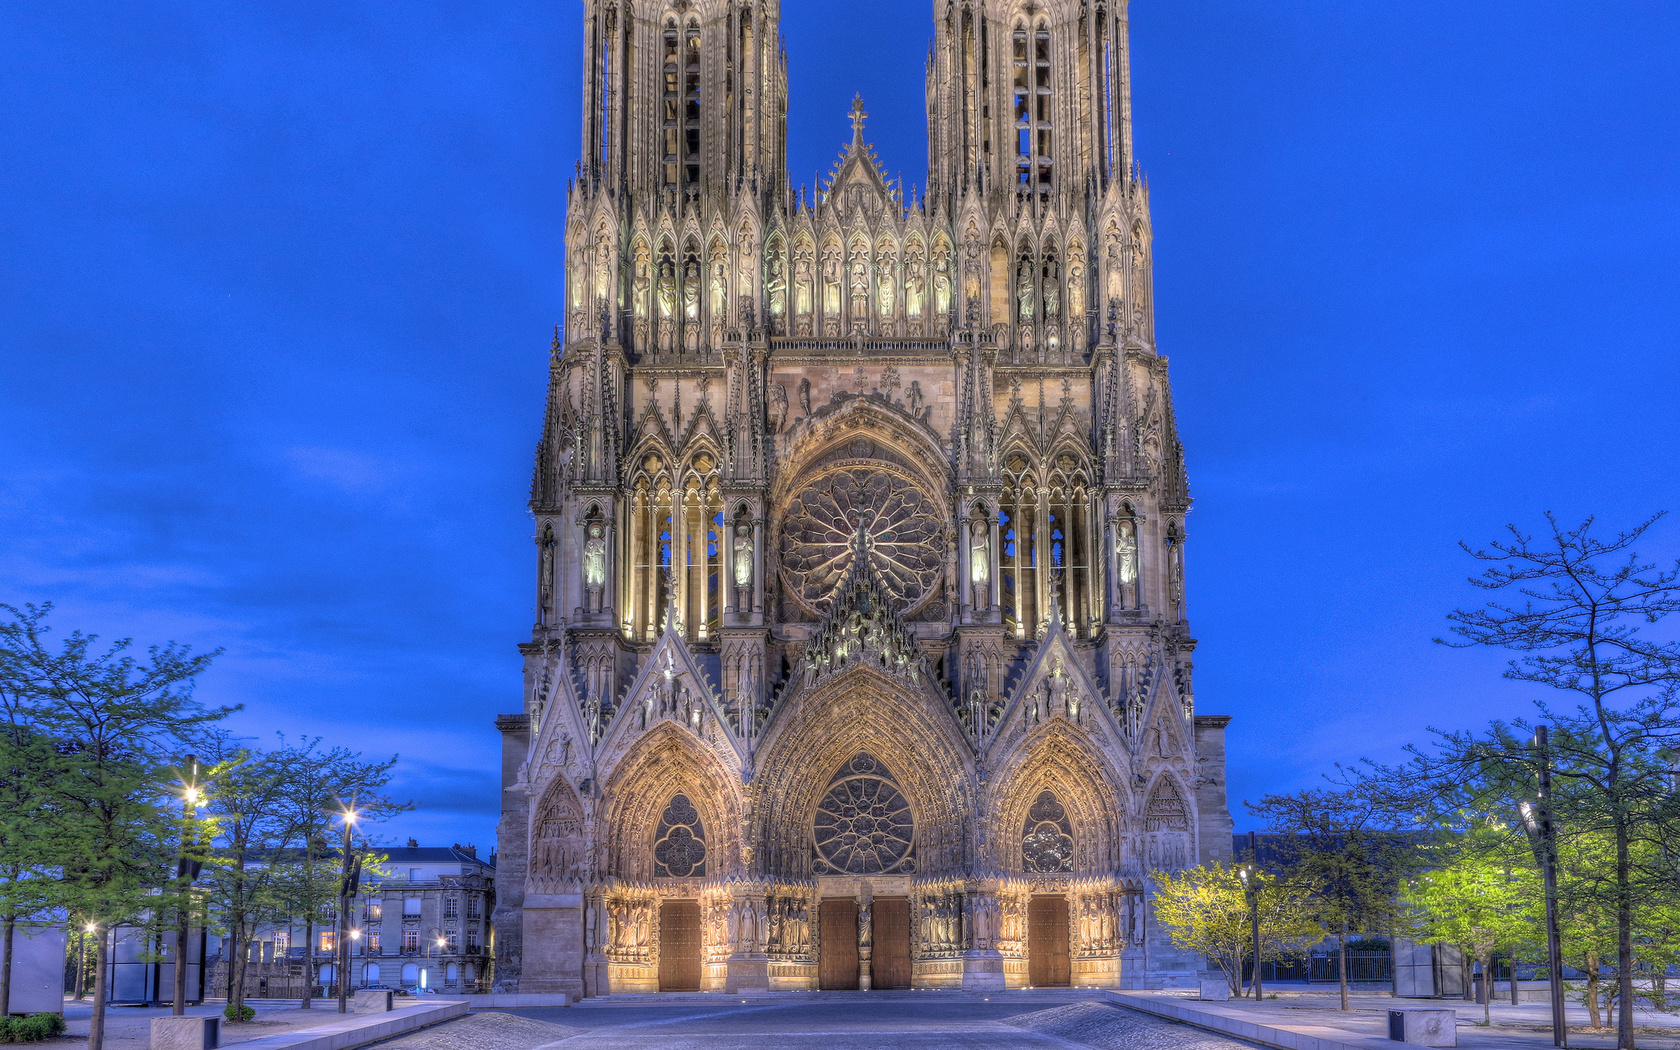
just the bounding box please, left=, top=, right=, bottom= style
left=812, top=753, right=915, bottom=875
left=779, top=466, right=944, bottom=615
left=653, top=794, right=706, bottom=878
left=1021, top=790, right=1074, bottom=873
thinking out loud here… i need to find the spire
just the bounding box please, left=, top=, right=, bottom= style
left=849, top=94, right=868, bottom=149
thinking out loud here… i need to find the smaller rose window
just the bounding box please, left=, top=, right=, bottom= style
left=1022, top=790, right=1074, bottom=873
left=654, top=794, right=707, bottom=878
left=812, top=753, right=916, bottom=875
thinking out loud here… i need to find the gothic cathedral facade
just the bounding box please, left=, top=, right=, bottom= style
left=495, top=0, right=1233, bottom=996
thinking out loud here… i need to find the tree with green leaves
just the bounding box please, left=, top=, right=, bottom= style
left=1401, top=820, right=1541, bottom=1023
left=1152, top=860, right=1322, bottom=996
left=1424, top=513, right=1680, bottom=1048
left=0, top=718, right=58, bottom=1018
left=0, top=603, right=232, bottom=1050
left=1249, top=786, right=1417, bottom=1011
left=268, top=737, right=407, bottom=1008
left=194, top=733, right=293, bottom=1020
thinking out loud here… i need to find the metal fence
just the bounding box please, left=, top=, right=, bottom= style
left=1246, top=951, right=1394, bottom=984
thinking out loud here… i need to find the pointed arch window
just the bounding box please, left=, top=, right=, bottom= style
left=1022, top=790, right=1074, bottom=873
left=1001, top=452, right=1040, bottom=638
left=684, top=21, right=702, bottom=185
left=1014, top=24, right=1054, bottom=191
left=626, top=463, right=675, bottom=641
left=1047, top=453, right=1092, bottom=634
left=662, top=23, right=681, bottom=186
left=653, top=794, right=707, bottom=878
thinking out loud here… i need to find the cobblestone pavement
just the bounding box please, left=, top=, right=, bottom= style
left=367, top=995, right=1269, bottom=1050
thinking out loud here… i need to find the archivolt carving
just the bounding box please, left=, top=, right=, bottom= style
left=753, top=667, right=971, bottom=881
left=599, top=726, right=741, bottom=881
left=778, top=465, right=943, bottom=616
left=989, top=731, right=1127, bottom=876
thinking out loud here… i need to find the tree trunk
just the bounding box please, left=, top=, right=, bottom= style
left=302, top=915, right=314, bottom=1009
left=1510, top=956, right=1519, bottom=1006
left=232, top=920, right=252, bottom=1018
left=0, top=911, right=14, bottom=1018
left=89, top=927, right=109, bottom=1050
left=1584, top=951, right=1602, bottom=1029
left=1480, top=951, right=1493, bottom=1024
left=1338, top=923, right=1349, bottom=1011
left=1615, top=822, right=1635, bottom=1050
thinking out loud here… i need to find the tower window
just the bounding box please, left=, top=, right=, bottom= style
left=662, top=27, right=680, bottom=185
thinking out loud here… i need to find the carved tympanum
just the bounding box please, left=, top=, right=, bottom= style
left=779, top=467, right=942, bottom=615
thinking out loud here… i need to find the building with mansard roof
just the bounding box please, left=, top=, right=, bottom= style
left=494, top=0, right=1233, bottom=997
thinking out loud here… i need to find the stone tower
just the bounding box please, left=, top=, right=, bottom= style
left=494, top=0, right=1232, bottom=997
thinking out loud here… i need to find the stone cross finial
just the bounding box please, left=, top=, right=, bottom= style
left=849, top=95, right=868, bottom=140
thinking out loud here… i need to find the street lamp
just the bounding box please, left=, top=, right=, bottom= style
left=1239, top=863, right=1262, bottom=1001
left=173, top=754, right=203, bottom=1017
left=1521, top=726, right=1567, bottom=1049
left=336, top=806, right=362, bottom=1015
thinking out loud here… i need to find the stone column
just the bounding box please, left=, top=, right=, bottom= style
left=958, top=516, right=973, bottom=618
left=751, top=516, right=766, bottom=615
left=981, top=507, right=994, bottom=614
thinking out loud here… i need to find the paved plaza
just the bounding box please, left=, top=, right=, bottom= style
left=368, top=994, right=1269, bottom=1050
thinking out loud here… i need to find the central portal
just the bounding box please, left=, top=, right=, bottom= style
left=817, top=898, right=859, bottom=990
left=1027, top=895, right=1071, bottom=988
left=657, top=899, right=702, bottom=992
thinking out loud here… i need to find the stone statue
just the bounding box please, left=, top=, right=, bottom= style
left=583, top=521, right=607, bottom=607
left=821, top=251, right=841, bottom=314
left=905, top=259, right=925, bottom=317
left=732, top=522, right=754, bottom=589
left=710, top=259, right=728, bottom=318
left=537, top=525, right=555, bottom=624
left=769, top=382, right=788, bottom=433
left=682, top=261, right=700, bottom=321
left=632, top=245, right=651, bottom=319
left=1116, top=520, right=1138, bottom=586
left=933, top=255, right=951, bottom=317
left=798, top=377, right=811, bottom=416
left=969, top=519, right=989, bottom=590
left=878, top=262, right=896, bottom=316
left=657, top=260, right=676, bottom=318
left=1017, top=260, right=1034, bottom=321
left=907, top=380, right=923, bottom=419
left=766, top=256, right=787, bottom=319
left=849, top=257, right=869, bottom=316
left=1043, top=261, right=1060, bottom=318
left=795, top=254, right=814, bottom=316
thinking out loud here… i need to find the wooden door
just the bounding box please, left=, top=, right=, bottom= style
left=871, top=897, right=912, bottom=990
left=1027, top=895, right=1071, bottom=988
left=818, top=898, right=859, bottom=990
left=658, top=899, right=702, bottom=992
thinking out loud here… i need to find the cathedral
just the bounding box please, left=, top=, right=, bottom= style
left=494, top=0, right=1233, bottom=997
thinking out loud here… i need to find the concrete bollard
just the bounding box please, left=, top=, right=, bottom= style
left=354, top=989, right=395, bottom=1012
left=1197, top=979, right=1232, bottom=1001
left=150, top=1016, right=220, bottom=1050
left=1388, top=1008, right=1457, bottom=1047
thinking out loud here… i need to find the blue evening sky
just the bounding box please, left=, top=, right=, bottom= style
left=3, top=2, right=1677, bottom=850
